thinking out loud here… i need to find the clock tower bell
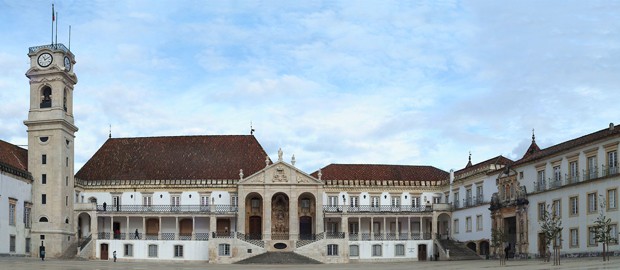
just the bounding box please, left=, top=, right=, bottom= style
left=24, top=43, right=78, bottom=258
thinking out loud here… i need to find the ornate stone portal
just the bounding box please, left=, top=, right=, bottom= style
left=271, top=193, right=290, bottom=237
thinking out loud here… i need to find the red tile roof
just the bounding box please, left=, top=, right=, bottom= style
left=513, top=123, right=620, bottom=166
left=312, top=164, right=449, bottom=182
left=75, top=135, right=270, bottom=181
left=0, top=139, right=30, bottom=179
left=454, top=155, right=513, bottom=177
left=0, top=139, right=28, bottom=171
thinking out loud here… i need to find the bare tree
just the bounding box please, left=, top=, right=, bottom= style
left=539, top=203, right=563, bottom=265
left=491, top=227, right=507, bottom=266
left=594, top=195, right=617, bottom=261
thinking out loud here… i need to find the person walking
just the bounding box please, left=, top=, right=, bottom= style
left=113, top=250, right=117, bottom=262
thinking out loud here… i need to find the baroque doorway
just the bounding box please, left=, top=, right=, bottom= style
left=271, top=193, right=289, bottom=239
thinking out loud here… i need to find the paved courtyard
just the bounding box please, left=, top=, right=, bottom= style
left=0, top=257, right=617, bottom=270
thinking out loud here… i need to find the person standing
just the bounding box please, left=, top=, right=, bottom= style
left=113, top=250, right=117, bottom=262
left=135, top=229, right=139, bottom=239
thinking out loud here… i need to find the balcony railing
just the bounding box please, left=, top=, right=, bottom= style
left=325, top=232, right=345, bottom=239
left=99, top=232, right=210, bottom=241
left=565, top=173, right=580, bottom=185
left=96, top=204, right=237, bottom=213
left=324, top=205, right=431, bottom=213
left=452, top=196, right=486, bottom=209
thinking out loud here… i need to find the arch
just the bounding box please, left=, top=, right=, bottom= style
left=466, top=242, right=477, bottom=252
left=271, top=192, right=289, bottom=239
left=40, top=85, right=52, bottom=108
left=88, top=197, right=97, bottom=204
left=298, top=192, right=316, bottom=239
left=245, top=192, right=263, bottom=239
left=437, top=213, right=451, bottom=239
left=39, top=216, right=49, bottom=222
left=77, top=212, right=91, bottom=239
left=479, top=240, right=490, bottom=255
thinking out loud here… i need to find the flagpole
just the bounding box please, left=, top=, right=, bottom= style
left=51, top=4, right=54, bottom=45
left=55, top=12, right=58, bottom=45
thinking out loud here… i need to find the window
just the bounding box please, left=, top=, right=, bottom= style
left=42, top=154, right=47, bottom=164
left=553, top=166, right=561, bottom=182
left=466, top=217, right=472, bottom=232
left=349, top=197, right=358, bottom=207
left=25, top=238, right=31, bottom=253
left=372, top=244, right=382, bottom=256
left=538, top=202, right=546, bottom=221
left=570, top=196, right=579, bottom=216
left=569, top=161, right=579, bottom=182
left=433, top=196, right=440, bottom=204
left=349, top=245, right=359, bottom=257
left=174, top=245, right=183, bottom=257
left=412, top=196, right=420, bottom=208
left=453, top=192, right=459, bottom=207
left=395, top=244, right=405, bottom=256
left=171, top=196, right=180, bottom=206
left=466, top=188, right=472, bottom=206
left=41, top=194, right=46, bottom=205
left=588, top=227, right=597, bottom=246
left=391, top=197, right=400, bottom=207
left=218, top=244, right=230, bottom=256
left=302, top=198, right=311, bottom=209
left=124, top=244, right=133, bottom=257
left=65, top=176, right=68, bottom=186
left=608, top=189, right=617, bottom=210
left=9, top=235, right=16, bottom=252
left=42, top=174, right=46, bottom=184
left=476, top=185, right=483, bottom=204
left=66, top=196, right=68, bottom=206
left=371, top=196, right=380, bottom=207
left=519, top=171, right=523, bottom=179
left=231, top=195, right=238, bottom=208
left=66, top=157, right=69, bottom=167
left=537, top=170, right=546, bottom=190
left=476, top=215, right=483, bottom=231
left=610, top=224, right=618, bottom=244
left=148, top=244, right=158, bottom=257
left=552, top=199, right=561, bottom=218
left=327, top=244, right=338, bottom=256
left=587, top=156, right=597, bottom=179
left=112, top=195, right=120, bottom=211
left=328, top=196, right=338, bottom=207
left=39, top=217, right=48, bottom=222
left=608, top=151, right=618, bottom=175
left=251, top=198, right=261, bottom=211
left=143, top=195, right=152, bottom=206
left=587, top=192, right=598, bottom=213
left=200, top=195, right=209, bottom=207
left=9, top=199, right=16, bottom=226
left=453, top=219, right=459, bottom=234
left=349, top=222, right=359, bottom=234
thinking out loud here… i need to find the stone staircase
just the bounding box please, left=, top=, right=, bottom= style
left=438, top=239, right=482, bottom=260
left=58, top=240, right=79, bottom=259
left=235, top=252, right=322, bottom=264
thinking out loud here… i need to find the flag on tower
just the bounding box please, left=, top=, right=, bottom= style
left=52, top=4, right=55, bottom=21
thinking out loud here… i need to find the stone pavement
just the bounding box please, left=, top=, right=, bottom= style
left=0, top=256, right=616, bottom=270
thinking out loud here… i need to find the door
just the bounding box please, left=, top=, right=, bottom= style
left=100, top=243, right=108, bottom=260
left=538, top=233, right=546, bottom=258
left=418, top=244, right=427, bottom=261
left=299, top=216, right=312, bottom=239
left=113, top=222, right=121, bottom=239
left=249, top=216, right=262, bottom=239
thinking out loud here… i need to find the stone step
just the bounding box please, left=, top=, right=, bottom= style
left=236, top=251, right=322, bottom=264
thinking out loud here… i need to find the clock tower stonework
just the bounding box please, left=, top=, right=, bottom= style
left=24, top=43, right=78, bottom=258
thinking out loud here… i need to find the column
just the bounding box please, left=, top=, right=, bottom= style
left=396, top=217, right=399, bottom=240
left=110, top=217, right=114, bottom=240
left=209, top=216, right=217, bottom=239
left=126, top=216, right=129, bottom=240
left=142, top=217, right=145, bottom=240
left=158, top=216, right=162, bottom=239
left=175, top=216, right=179, bottom=240
left=289, top=191, right=299, bottom=239
left=419, top=216, right=423, bottom=239
left=370, top=217, right=374, bottom=240
left=341, top=217, right=348, bottom=239
left=383, top=217, right=386, bottom=239
left=264, top=192, right=272, bottom=240
left=407, top=217, right=411, bottom=240
left=192, top=216, right=196, bottom=240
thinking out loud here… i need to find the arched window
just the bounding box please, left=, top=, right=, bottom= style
left=40, top=86, right=52, bottom=108
left=39, top=217, right=49, bottom=222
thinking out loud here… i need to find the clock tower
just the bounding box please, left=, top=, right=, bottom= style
left=24, top=43, right=78, bottom=258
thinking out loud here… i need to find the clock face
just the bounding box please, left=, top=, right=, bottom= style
left=37, top=53, right=53, bottom=67
left=64, top=56, right=71, bottom=71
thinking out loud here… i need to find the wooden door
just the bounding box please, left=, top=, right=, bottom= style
left=418, top=244, right=427, bottom=261
left=100, top=243, right=108, bottom=260
left=249, top=216, right=262, bottom=239
left=538, top=233, right=547, bottom=258
left=299, top=216, right=312, bottom=239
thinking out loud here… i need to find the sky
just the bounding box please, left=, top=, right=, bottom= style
left=1, top=0, right=619, bottom=174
